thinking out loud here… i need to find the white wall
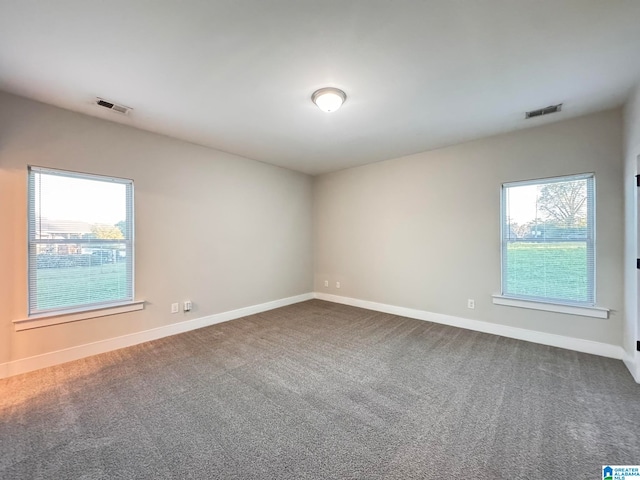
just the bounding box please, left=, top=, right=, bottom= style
left=314, top=110, right=624, bottom=347
left=623, top=84, right=640, bottom=379
left=0, top=92, right=313, bottom=365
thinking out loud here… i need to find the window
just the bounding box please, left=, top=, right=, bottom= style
left=28, top=167, right=134, bottom=316
left=501, top=173, right=594, bottom=306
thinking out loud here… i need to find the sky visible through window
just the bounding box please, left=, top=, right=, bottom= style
left=34, top=173, right=126, bottom=225
left=504, top=178, right=588, bottom=234
left=504, top=184, right=539, bottom=225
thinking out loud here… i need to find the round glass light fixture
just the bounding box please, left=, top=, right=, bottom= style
left=311, top=87, right=346, bottom=113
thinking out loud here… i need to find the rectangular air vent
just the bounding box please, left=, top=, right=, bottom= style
left=96, top=97, right=132, bottom=115
left=525, top=103, right=562, bottom=119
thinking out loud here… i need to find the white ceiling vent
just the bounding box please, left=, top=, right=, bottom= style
left=525, top=103, right=562, bottom=119
left=96, top=98, right=132, bottom=115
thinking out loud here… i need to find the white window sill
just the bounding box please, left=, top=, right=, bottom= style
left=13, top=301, right=145, bottom=331
left=492, top=295, right=608, bottom=319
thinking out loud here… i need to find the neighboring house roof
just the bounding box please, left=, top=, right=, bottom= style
left=38, top=219, right=92, bottom=235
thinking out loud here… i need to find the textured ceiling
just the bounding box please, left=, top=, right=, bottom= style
left=1, top=1, right=639, bottom=174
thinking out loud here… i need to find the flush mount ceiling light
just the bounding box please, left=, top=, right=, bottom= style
left=311, top=87, right=346, bottom=113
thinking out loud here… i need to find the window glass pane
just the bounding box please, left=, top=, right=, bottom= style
left=505, top=241, right=589, bottom=302
left=33, top=174, right=127, bottom=235
left=502, top=175, right=594, bottom=305
left=35, top=243, right=129, bottom=310
left=28, top=167, right=133, bottom=314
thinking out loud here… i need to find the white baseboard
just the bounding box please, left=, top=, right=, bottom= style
left=314, top=292, right=625, bottom=361
left=623, top=354, right=640, bottom=383
left=0, top=293, right=314, bottom=379
left=2, top=291, right=630, bottom=381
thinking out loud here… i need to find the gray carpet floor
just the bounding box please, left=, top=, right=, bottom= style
left=1, top=299, right=639, bottom=479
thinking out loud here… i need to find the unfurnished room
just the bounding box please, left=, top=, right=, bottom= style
left=1, top=1, right=640, bottom=479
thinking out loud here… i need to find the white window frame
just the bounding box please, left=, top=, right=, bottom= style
left=494, top=173, right=607, bottom=318
left=25, top=166, right=136, bottom=319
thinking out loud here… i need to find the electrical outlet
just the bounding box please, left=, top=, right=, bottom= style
left=171, top=303, right=179, bottom=314
left=336, top=281, right=341, bottom=289
left=183, top=300, right=192, bottom=312
left=324, top=280, right=329, bottom=287
left=467, top=299, right=475, bottom=309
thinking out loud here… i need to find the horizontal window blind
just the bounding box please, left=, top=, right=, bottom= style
left=501, top=173, right=595, bottom=306
left=28, top=167, right=134, bottom=315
